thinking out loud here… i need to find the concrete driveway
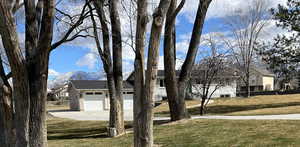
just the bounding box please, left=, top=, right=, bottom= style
left=50, top=110, right=300, bottom=121
left=49, top=110, right=134, bottom=121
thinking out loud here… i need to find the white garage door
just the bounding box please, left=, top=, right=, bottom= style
left=83, top=92, right=105, bottom=111
left=123, top=92, right=133, bottom=110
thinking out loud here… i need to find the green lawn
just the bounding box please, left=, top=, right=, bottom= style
left=48, top=118, right=300, bottom=147
left=155, top=94, right=300, bottom=116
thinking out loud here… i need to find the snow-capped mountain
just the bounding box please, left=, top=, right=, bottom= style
left=48, top=71, right=106, bottom=89
left=48, top=71, right=133, bottom=89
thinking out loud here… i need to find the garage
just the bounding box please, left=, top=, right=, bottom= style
left=123, top=91, right=133, bottom=110
left=69, top=80, right=134, bottom=111
left=83, top=92, right=105, bottom=111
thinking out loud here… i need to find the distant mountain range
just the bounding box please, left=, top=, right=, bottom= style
left=48, top=71, right=132, bottom=89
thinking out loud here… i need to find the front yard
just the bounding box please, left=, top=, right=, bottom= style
left=47, top=94, right=300, bottom=146
left=155, top=94, right=300, bottom=116
left=48, top=118, right=300, bottom=147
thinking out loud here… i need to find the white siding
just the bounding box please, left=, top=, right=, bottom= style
left=192, top=83, right=237, bottom=98
left=123, top=91, right=133, bottom=110
left=83, top=92, right=105, bottom=111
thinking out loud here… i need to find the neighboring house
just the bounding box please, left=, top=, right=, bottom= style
left=127, top=70, right=180, bottom=101
left=237, top=67, right=275, bottom=92
left=284, top=71, right=300, bottom=90
left=127, top=70, right=237, bottom=100
left=68, top=80, right=133, bottom=111
left=191, top=67, right=238, bottom=98
left=51, top=84, right=69, bottom=99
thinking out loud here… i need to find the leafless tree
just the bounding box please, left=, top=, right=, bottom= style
left=223, top=0, right=269, bottom=97
left=86, top=0, right=126, bottom=137
left=163, top=0, right=212, bottom=121
left=192, top=35, right=233, bottom=115
left=0, top=0, right=94, bottom=146
left=134, top=0, right=171, bottom=146
left=0, top=45, right=14, bottom=146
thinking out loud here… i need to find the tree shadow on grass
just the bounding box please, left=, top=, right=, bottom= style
left=48, top=121, right=134, bottom=140
left=48, top=119, right=171, bottom=140
left=156, top=101, right=300, bottom=116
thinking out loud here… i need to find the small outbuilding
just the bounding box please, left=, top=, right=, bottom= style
left=68, top=80, right=134, bottom=111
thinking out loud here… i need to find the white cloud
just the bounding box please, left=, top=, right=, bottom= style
left=76, top=52, right=98, bottom=69
left=181, top=0, right=287, bottom=23
left=48, top=69, right=60, bottom=76
left=157, top=56, right=184, bottom=70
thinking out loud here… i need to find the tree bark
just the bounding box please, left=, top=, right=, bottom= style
left=109, top=0, right=125, bottom=136
left=173, top=0, right=212, bottom=120
left=1, top=0, right=55, bottom=146
left=28, top=53, right=50, bottom=147
left=163, top=0, right=190, bottom=121
left=134, top=0, right=171, bottom=146
left=134, top=0, right=148, bottom=146
left=91, top=0, right=125, bottom=137
left=200, top=97, right=205, bottom=115
left=27, top=1, right=55, bottom=146
left=0, top=55, right=15, bottom=147
left=0, top=2, right=31, bottom=146
left=246, top=71, right=250, bottom=97
left=0, top=84, right=14, bottom=147
left=0, top=76, right=14, bottom=146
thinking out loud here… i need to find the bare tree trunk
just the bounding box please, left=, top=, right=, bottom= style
left=91, top=0, right=125, bottom=137
left=109, top=0, right=125, bottom=136
left=0, top=55, right=15, bottom=147
left=0, top=82, right=14, bottom=147
left=0, top=2, right=31, bottom=146
left=246, top=71, right=250, bottom=97
left=134, top=0, right=171, bottom=146
left=175, top=0, right=212, bottom=120
left=163, top=0, right=187, bottom=121
left=134, top=0, right=148, bottom=146
left=28, top=53, right=50, bottom=147
left=26, top=1, right=55, bottom=146
left=200, top=97, right=205, bottom=115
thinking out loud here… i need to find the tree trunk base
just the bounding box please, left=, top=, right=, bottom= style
left=107, top=127, right=117, bottom=137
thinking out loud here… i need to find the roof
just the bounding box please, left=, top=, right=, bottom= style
left=250, top=66, right=275, bottom=77
left=70, top=80, right=133, bottom=90
left=126, top=70, right=180, bottom=82
left=157, top=70, right=181, bottom=77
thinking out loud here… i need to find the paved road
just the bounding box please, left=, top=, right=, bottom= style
left=49, top=110, right=134, bottom=121
left=49, top=110, right=300, bottom=121
left=190, top=114, right=300, bottom=120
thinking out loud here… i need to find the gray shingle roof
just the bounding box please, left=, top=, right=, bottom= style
left=70, top=80, right=133, bottom=90
left=251, top=67, right=275, bottom=77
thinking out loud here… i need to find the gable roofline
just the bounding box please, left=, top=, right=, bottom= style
left=69, top=80, right=133, bottom=90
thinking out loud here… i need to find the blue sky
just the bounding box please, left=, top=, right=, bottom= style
left=44, top=0, right=287, bottom=80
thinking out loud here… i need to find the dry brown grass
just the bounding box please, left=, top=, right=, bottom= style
left=155, top=94, right=300, bottom=116
left=48, top=117, right=300, bottom=147
left=47, top=101, right=69, bottom=111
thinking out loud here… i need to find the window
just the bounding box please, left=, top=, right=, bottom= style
left=160, top=79, right=164, bottom=87
left=95, top=92, right=103, bottom=95
left=127, top=92, right=134, bottom=94
left=220, top=94, right=231, bottom=98
left=86, top=92, right=93, bottom=95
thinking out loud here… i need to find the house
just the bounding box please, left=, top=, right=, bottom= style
left=237, top=67, right=275, bottom=93
left=191, top=67, right=238, bottom=98
left=68, top=80, right=134, bottom=111
left=127, top=70, right=181, bottom=101
left=282, top=71, right=300, bottom=90
left=127, top=70, right=238, bottom=100
left=51, top=84, right=69, bottom=99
